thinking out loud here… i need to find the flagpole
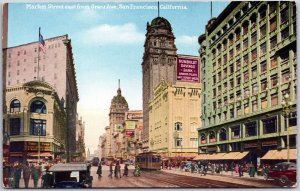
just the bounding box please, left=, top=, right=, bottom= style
left=37, top=27, right=40, bottom=81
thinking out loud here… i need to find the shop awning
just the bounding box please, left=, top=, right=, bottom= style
left=261, top=149, right=297, bottom=160
left=194, top=152, right=249, bottom=160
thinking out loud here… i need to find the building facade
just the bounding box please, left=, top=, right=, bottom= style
left=142, top=17, right=178, bottom=152
left=75, top=115, right=86, bottom=161
left=3, top=35, right=79, bottom=155
left=4, top=81, right=66, bottom=163
left=122, top=110, right=143, bottom=159
left=149, top=79, right=201, bottom=157
left=100, top=126, right=111, bottom=158
left=108, top=82, right=129, bottom=158
left=198, top=2, right=296, bottom=163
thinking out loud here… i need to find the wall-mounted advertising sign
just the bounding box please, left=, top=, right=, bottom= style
left=126, top=111, right=143, bottom=120
left=137, top=122, right=143, bottom=130
left=177, top=57, right=199, bottom=82
left=125, top=121, right=136, bottom=130
left=125, top=130, right=135, bottom=136
left=115, top=124, right=123, bottom=132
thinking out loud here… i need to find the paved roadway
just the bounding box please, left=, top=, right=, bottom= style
left=91, top=165, right=279, bottom=188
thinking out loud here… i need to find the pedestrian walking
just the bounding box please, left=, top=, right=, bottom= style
left=41, top=170, right=54, bottom=188
left=14, top=164, right=22, bottom=188
left=96, top=163, right=102, bottom=178
left=108, top=163, right=113, bottom=178
left=134, top=165, right=141, bottom=177
left=249, top=162, right=255, bottom=177
left=3, top=162, right=10, bottom=188
left=8, top=164, right=15, bottom=188
left=22, top=164, right=31, bottom=188
left=168, top=160, right=172, bottom=170
left=115, top=163, right=121, bottom=178
left=230, top=162, right=235, bottom=176
left=235, top=163, right=239, bottom=174
left=211, top=163, right=215, bottom=174
left=238, top=163, right=243, bottom=177
left=123, top=164, right=129, bottom=176
left=31, top=164, right=40, bottom=188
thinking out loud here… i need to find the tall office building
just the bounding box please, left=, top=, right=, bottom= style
left=142, top=17, right=178, bottom=152
left=198, top=2, right=296, bottom=163
left=3, top=35, right=79, bottom=154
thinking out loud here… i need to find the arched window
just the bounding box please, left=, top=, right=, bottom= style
left=259, top=4, right=267, bottom=20
left=30, top=100, right=47, bottom=114
left=10, top=99, right=21, bottom=112
left=250, top=13, right=257, bottom=28
left=242, top=21, right=249, bottom=35
left=200, top=133, right=207, bottom=144
left=209, top=131, right=216, bottom=142
left=229, top=33, right=234, bottom=46
left=219, top=128, right=227, bottom=141
left=235, top=27, right=241, bottom=41
left=175, top=122, right=182, bottom=131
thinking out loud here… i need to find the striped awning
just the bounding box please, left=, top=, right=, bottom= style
left=261, top=149, right=297, bottom=160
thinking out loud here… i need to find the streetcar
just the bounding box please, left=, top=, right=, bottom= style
left=135, top=152, right=161, bottom=170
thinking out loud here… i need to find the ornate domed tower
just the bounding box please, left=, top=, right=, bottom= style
left=109, top=80, right=129, bottom=156
left=142, top=17, right=177, bottom=150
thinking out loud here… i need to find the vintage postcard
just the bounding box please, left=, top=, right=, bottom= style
left=2, top=1, right=297, bottom=188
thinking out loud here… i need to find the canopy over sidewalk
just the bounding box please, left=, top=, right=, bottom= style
left=194, top=151, right=249, bottom=160
left=261, top=149, right=297, bottom=160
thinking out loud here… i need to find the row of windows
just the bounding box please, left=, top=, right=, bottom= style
left=212, top=51, right=295, bottom=83
left=7, top=76, right=54, bottom=86
left=10, top=118, right=46, bottom=136
left=174, top=122, right=198, bottom=132
left=10, top=99, right=47, bottom=113
left=210, top=2, right=295, bottom=47
left=200, top=113, right=296, bottom=144
left=7, top=42, right=61, bottom=59
left=174, top=138, right=198, bottom=147
left=210, top=89, right=295, bottom=121
left=211, top=25, right=295, bottom=74
left=212, top=67, right=295, bottom=100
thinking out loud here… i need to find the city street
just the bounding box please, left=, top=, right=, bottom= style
left=90, top=165, right=279, bottom=188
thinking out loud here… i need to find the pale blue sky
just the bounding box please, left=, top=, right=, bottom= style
left=8, top=1, right=229, bottom=152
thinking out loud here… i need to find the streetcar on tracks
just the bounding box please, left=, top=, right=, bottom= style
left=135, top=152, right=161, bottom=170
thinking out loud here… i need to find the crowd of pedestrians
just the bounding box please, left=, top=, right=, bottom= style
left=106, top=161, right=140, bottom=178
left=2, top=160, right=55, bottom=188
left=163, top=160, right=271, bottom=178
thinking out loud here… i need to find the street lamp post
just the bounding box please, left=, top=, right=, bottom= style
left=281, top=93, right=292, bottom=163
left=38, top=124, right=41, bottom=163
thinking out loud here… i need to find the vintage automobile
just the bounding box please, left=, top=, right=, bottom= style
left=267, top=162, right=297, bottom=186
left=48, top=163, right=93, bottom=188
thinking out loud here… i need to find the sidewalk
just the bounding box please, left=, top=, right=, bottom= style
left=161, top=168, right=276, bottom=188
left=164, top=168, right=265, bottom=180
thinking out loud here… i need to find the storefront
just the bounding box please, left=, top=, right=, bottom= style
left=9, top=141, right=53, bottom=163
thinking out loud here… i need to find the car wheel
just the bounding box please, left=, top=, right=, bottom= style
left=279, top=175, right=290, bottom=186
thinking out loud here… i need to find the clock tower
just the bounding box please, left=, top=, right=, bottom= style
left=142, top=17, right=177, bottom=151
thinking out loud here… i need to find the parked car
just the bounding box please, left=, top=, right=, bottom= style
left=48, top=163, right=93, bottom=188
left=267, top=162, right=296, bottom=186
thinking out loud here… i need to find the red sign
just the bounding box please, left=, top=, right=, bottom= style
left=177, top=57, right=199, bottom=82
left=125, top=130, right=134, bottom=136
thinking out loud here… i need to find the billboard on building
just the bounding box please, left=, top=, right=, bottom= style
left=177, top=56, right=199, bottom=82
left=125, top=121, right=136, bottom=130
left=137, top=122, right=143, bottom=130
left=125, top=111, right=143, bottom=120
left=115, top=124, right=123, bottom=132
left=125, top=130, right=135, bottom=136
